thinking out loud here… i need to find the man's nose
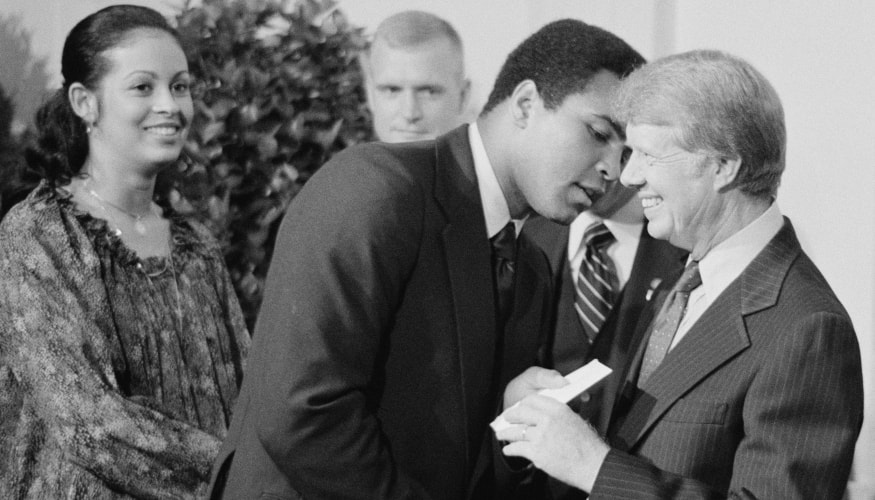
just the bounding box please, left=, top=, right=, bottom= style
left=620, top=151, right=644, bottom=188
left=400, top=91, right=423, bottom=122
left=596, top=145, right=624, bottom=182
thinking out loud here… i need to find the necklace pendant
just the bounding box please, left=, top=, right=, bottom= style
left=133, top=219, right=148, bottom=235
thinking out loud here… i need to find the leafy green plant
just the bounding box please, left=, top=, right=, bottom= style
left=166, top=0, right=374, bottom=328
left=0, top=83, right=33, bottom=217
left=0, top=82, right=12, bottom=213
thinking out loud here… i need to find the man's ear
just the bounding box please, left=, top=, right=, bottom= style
left=458, top=77, right=472, bottom=114
left=508, top=79, right=539, bottom=128
left=358, top=53, right=377, bottom=112
left=68, top=82, right=98, bottom=125
left=713, top=156, right=742, bottom=191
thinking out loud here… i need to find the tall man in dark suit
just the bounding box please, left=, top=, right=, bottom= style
left=497, top=50, right=864, bottom=499
left=208, top=20, right=645, bottom=500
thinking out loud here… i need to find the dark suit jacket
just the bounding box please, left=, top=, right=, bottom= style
left=591, top=219, right=864, bottom=499
left=524, top=216, right=686, bottom=434
left=208, top=125, right=552, bottom=500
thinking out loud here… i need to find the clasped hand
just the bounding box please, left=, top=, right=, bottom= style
left=495, top=367, right=611, bottom=493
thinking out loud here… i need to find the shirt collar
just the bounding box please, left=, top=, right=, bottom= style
left=469, top=122, right=523, bottom=238
left=568, top=210, right=644, bottom=262
left=696, top=202, right=784, bottom=299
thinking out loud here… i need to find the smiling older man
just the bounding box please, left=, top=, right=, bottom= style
left=497, top=50, right=864, bottom=499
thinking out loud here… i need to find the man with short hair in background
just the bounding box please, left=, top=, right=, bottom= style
left=361, top=10, right=470, bottom=143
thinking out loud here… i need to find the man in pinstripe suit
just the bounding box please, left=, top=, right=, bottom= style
left=496, top=50, right=864, bottom=499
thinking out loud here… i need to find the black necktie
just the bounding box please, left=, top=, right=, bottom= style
left=637, top=260, right=702, bottom=386
left=574, top=221, right=619, bottom=344
left=490, top=222, right=517, bottom=330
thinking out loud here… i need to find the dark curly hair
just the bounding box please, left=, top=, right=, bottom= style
left=26, top=4, right=182, bottom=186
left=481, top=19, right=644, bottom=114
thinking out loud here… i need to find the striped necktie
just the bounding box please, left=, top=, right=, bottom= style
left=574, top=221, right=619, bottom=343
left=637, top=260, right=702, bottom=386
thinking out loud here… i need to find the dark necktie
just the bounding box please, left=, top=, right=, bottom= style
left=637, top=260, right=702, bottom=386
left=574, top=221, right=619, bottom=344
left=490, top=221, right=517, bottom=329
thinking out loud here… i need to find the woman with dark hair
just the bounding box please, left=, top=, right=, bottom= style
left=0, top=5, right=249, bottom=498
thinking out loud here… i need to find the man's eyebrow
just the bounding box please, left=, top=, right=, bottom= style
left=594, top=114, right=626, bottom=139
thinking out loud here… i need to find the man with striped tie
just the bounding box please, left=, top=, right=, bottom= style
left=497, top=50, right=863, bottom=499
left=523, top=179, right=686, bottom=500
left=524, top=179, right=686, bottom=420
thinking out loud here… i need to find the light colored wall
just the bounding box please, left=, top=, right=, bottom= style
left=1, top=0, right=872, bottom=495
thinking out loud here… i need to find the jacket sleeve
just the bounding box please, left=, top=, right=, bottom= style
left=250, top=146, right=432, bottom=499
left=0, top=206, right=221, bottom=499
left=590, top=310, right=863, bottom=499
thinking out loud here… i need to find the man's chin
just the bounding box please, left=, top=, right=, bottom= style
left=643, top=219, right=673, bottom=243
left=541, top=204, right=585, bottom=226
left=386, top=130, right=433, bottom=143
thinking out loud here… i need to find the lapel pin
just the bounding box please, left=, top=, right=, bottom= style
left=645, top=278, right=662, bottom=301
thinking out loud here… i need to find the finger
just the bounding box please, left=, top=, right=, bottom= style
left=495, top=424, right=527, bottom=443
left=523, top=393, right=576, bottom=413
left=535, top=368, right=569, bottom=390
left=501, top=440, right=534, bottom=460
left=518, top=366, right=565, bottom=388
left=501, top=401, right=535, bottom=425
left=503, top=398, right=554, bottom=426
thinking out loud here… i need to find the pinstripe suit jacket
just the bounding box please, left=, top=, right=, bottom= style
left=591, top=218, right=864, bottom=499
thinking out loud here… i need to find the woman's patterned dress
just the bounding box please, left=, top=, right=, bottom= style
left=0, top=182, right=250, bottom=499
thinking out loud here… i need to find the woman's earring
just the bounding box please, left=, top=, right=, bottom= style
left=84, top=114, right=96, bottom=134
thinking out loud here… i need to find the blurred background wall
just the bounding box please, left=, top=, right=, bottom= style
left=1, top=1, right=872, bottom=496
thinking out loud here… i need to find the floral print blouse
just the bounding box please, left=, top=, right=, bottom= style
left=0, top=182, right=250, bottom=499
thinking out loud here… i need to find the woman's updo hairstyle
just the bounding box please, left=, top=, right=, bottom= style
left=26, top=4, right=182, bottom=185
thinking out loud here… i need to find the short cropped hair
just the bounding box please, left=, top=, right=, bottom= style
left=481, top=19, right=644, bottom=114
left=370, top=10, right=463, bottom=54
left=613, top=50, right=785, bottom=200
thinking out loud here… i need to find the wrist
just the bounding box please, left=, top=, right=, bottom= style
left=572, top=441, right=610, bottom=493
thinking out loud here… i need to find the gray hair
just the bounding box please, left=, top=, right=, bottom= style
left=614, top=50, right=785, bottom=199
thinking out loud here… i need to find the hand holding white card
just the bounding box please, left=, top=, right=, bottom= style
left=490, top=360, right=612, bottom=434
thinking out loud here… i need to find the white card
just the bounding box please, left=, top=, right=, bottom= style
left=490, top=359, right=612, bottom=434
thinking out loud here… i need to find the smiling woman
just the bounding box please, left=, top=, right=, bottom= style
left=0, top=5, right=249, bottom=499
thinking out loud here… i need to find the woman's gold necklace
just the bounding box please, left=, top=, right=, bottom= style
left=83, top=178, right=157, bottom=236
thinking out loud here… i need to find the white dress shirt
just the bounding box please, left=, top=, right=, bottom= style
left=469, top=123, right=525, bottom=238
left=670, top=202, right=784, bottom=350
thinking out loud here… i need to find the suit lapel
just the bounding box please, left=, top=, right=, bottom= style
left=434, top=126, right=498, bottom=466
left=611, top=219, right=800, bottom=449
left=503, top=233, right=552, bottom=385
left=600, top=231, right=686, bottom=429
